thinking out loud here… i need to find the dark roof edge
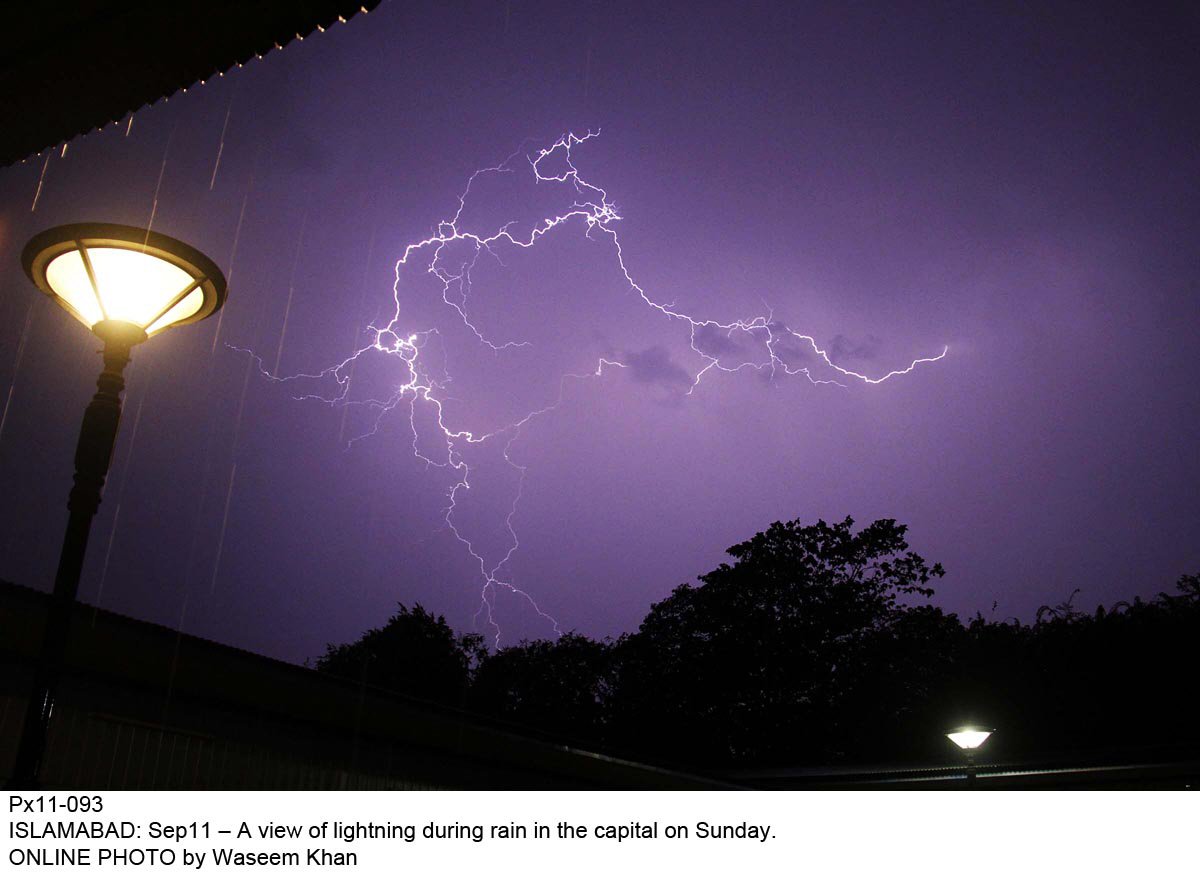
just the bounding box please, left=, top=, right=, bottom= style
left=1, top=1, right=382, bottom=167
left=1, top=579, right=740, bottom=790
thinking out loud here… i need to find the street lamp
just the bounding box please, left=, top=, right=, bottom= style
left=946, top=725, right=993, bottom=787
left=9, top=223, right=226, bottom=787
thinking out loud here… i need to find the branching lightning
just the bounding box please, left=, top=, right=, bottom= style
left=239, top=131, right=947, bottom=644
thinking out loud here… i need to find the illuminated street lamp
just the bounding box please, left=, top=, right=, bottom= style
left=946, top=725, right=993, bottom=787
left=9, top=223, right=226, bottom=787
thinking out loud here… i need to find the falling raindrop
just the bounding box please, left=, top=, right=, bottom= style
left=144, top=123, right=178, bottom=242
left=210, top=176, right=254, bottom=356
left=195, top=291, right=267, bottom=605
left=30, top=153, right=51, bottom=212
left=273, top=211, right=309, bottom=375
left=207, top=463, right=237, bottom=597
left=0, top=387, right=15, bottom=447
left=119, top=394, right=146, bottom=479
left=208, top=89, right=236, bottom=191
left=89, top=504, right=121, bottom=628
left=161, top=592, right=190, bottom=720
left=0, top=302, right=36, bottom=447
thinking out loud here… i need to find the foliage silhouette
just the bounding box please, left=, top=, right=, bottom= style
left=610, top=516, right=945, bottom=764
left=316, top=603, right=485, bottom=707
left=935, top=573, right=1200, bottom=763
left=315, top=517, right=1200, bottom=771
left=470, top=633, right=614, bottom=742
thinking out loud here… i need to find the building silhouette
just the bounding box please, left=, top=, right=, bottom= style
left=0, top=580, right=727, bottom=789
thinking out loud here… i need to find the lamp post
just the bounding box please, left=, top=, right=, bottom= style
left=9, top=223, right=227, bottom=787
left=946, top=726, right=993, bottom=788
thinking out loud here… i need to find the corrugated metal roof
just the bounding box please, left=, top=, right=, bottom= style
left=0, top=0, right=381, bottom=167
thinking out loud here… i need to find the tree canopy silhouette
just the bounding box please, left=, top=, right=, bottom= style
left=470, top=633, right=613, bottom=743
left=313, top=517, right=1200, bottom=772
left=611, top=516, right=945, bottom=764
left=316, top=603, right=485, bottom=706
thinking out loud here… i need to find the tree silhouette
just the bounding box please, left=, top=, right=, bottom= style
left=1036, top=588, right=1086, bottom=623
left=610, top=516, right=946, bottom=765
left=938, top=571, right=1200, bottom=761
left=316, top=603, right=486, bottom=707
left=471, top=633, right=613, bottom=743
left=314, top=516, right=1200, bottom=773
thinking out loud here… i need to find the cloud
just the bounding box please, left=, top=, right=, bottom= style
left=693, top=323, right=747, bottom=357
left=767, top=324, right=816, bottom=366
left=827, top=333, right=882, bottom=363
left=623, top=345, right=693, bottom=391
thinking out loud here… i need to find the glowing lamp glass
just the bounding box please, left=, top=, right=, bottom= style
left=23, top=224, right=226, bottom=339
left=946, top=729, right=992, bottom=750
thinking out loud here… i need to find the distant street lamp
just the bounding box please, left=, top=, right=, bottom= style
left=9, top=223, right=226, bottom=787
left=946, top=726, right=993, bottom=787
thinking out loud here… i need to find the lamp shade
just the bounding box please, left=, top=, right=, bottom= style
left=946, top=728, right=992, bottom=750
left=22, top=223, right=227, bottom=337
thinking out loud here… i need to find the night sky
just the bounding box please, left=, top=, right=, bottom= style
left=0, top=1, right=1196, bottom=661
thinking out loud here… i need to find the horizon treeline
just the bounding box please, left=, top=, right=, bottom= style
left=316, top=516, right=1200, bottom=770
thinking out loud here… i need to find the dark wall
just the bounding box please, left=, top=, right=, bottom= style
left=0, top=581, right=725, bottom=789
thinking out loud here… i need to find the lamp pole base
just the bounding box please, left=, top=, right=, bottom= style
left=7, top=323, right=141, bottom=788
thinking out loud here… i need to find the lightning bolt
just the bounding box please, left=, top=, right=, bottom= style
left=238, top=131, right=947, bottom=645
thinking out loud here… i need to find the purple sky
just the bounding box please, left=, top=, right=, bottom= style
left=1, top=1, right=1197, bottom=660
